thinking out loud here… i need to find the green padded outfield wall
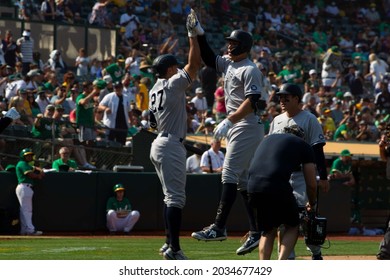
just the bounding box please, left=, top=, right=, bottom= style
left=1, top=171, right=355, bottom=233
left=0, top=172, right=223, bottom=232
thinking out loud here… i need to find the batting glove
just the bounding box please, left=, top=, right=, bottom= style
left=186, top=9, right=204, bottom=37
left=213, top=118, right=233, bottom=140
left=4, top=107, right=20, bottom=120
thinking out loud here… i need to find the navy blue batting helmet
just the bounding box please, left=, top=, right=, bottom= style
left=226, top=30, right=253, bottom=56
left=152, top=54, right=179, bottom=78
left=276, top=83, right=303, bottom=100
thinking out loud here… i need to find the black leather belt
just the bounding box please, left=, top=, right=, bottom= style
left=160, top=132, right=183, bottom=143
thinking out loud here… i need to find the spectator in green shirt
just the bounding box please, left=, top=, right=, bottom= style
left=277, top=59, right=302, bottom=85
left=31, top=104, right=59, bottom=140
left=52, top=147, right=78, bottom=171
left=333, top=117, right=356, bottom=141
left=102, top=55, right=126, bottom=83
left=75, top=81, right=102, bottom=169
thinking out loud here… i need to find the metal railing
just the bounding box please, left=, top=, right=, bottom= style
left=0, top=124, right=133, bottom=171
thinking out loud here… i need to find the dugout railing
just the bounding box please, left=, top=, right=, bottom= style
left=0, top=123, right=134, bottom=171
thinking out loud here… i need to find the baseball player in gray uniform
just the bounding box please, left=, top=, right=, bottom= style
left=268, top=83, right=330, bottom=260
left=149, top=28, right=201, bottom=260
left=187, top=10, right=266, bottom=255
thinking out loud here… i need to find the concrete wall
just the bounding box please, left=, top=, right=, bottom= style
left=0, top=19, right=117, bottom=67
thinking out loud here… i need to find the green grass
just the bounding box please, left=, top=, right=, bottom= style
left=0, top=235, right=380, bottom=260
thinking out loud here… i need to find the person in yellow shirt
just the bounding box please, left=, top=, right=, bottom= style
left=318, top=108, right=336, bottom=139
left=136, top=77, right=151, bottom=112
left=18, top=89, right=33, bottom=118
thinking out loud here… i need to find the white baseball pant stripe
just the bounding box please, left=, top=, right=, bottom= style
left=15, top=183, right=35, bottom=234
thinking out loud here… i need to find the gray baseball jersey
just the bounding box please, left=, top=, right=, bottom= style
left=216, top=56, right=265, bottom=124
left=149, top=69, right=191, bottom=139
left=149, top=69, right=191, bottom=209
left=216, top=55, right=265, bottom=189
left=269, top=110, right=326, bottom=205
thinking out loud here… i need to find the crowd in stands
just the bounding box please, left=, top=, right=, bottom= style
left=1, top=0, right=390, bottom=170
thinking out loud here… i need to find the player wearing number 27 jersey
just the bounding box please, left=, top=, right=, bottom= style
left=149, top=69, right=190, bottom=139
left=149, top=31, right=201, bottom=260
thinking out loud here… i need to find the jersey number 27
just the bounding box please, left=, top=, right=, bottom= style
left=150, top=89, right=164, bottom=113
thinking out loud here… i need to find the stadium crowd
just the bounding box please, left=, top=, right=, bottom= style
left=1, top=0, right=390, bottom=170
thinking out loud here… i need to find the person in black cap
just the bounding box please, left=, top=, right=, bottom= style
left=16, top=30, right=34, bottom=76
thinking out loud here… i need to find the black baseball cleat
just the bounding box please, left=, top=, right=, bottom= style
left=376, top=253, right=390, bottom=260
left=159, top=243, right=169, bottom=256
left=163, top=248, right=188, bottom=260
left=312, top=253, right=323, bottom=260
left=236, top=231, right=260, bottom=255
left=191, top=224, right=227, bottom=241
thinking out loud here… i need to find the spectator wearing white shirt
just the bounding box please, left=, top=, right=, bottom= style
left=302, top=84, right=321, bottom=105
left=365, top=53, right=389, bottom=90
left=120, top=3, right=141, bottom=40
left=264, top=9, right=282, bottom=31
left=186, top=143, right=203, bottom=174
left=98, top=81, right=132, bottom=145
left=325, top=2, right=340, bottom=17
left=191, top=87, right=208, bottom=121
left=365, top=3, right=381, bottom=26
left=16, top=30, right=34, bottom=76
left=75, top=48, right=90, bottom=80
left=34, top=86, right=51, bottom=114
left=122, top=73, right=137, bottom=104
left=65, top=85, right=79, bottom=113
left=5, top=74, right=26, bottom=101
left=89, top=0, right=113, bottom=27
left=0, top=31, right=5, bottom=65
left=125, top=49, right=142, bottom=76
left=25, top=69, right=43, bottom=91
left=200, top=139, right=225, bottom=174
left=339, top=34, right=354, bottom=55
left=304, top=1, right=319, bottom=18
